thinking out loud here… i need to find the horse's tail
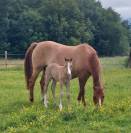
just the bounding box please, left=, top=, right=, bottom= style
left=24, top=42, right=37, bottom=90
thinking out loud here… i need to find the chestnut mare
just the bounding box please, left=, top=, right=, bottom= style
left=24, top=41, right=104, bottom=107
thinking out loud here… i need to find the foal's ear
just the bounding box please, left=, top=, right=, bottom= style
left=70, top=58, right=72, bottom=62
left=65, top=58, right=67, bottom=61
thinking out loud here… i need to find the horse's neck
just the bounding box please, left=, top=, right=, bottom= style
left=92, top=71, right=102, bottom=89
left=63, top=66, right=70, bottom=79
left=63, top=67, right=68, bottom=76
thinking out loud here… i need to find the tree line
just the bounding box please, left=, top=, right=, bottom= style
left=0, top=0, right=131, bottom=56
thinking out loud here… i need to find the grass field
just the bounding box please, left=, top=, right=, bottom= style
left=0, top=57, right=131, bottom=133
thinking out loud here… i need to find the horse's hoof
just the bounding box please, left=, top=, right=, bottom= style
left=59, top=109, right=62, bottom=112
left=59, top=104, right=63, bottom=111
left=77, top=98, right=81, bottom=104
left=30, top=98, right=34, bottom=102
left=83, top=102, right=86, bottom=107
left=78, top=101, right=81, bottom=105
left=41, top=97, right=44, bottom=103
left=44, top=104, right=48, bottom=108
left=53, top=103, right=57, bottom=108
left=77, top=97, right=81, bottom=101
left=67, top=106, right=72, bottom=111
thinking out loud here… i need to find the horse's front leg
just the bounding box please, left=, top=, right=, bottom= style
left=77, top=74, right=90, bottom=106
left=51, top=79, right=56, bottom=106
left=65, top=81, right=71, bottom=108
left=59, top=82, right=64, bottom=111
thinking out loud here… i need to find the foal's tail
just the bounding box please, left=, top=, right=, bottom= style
left=24, top=42, right=37, bottom=90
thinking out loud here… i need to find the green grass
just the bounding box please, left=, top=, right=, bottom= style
left=0, top=57, right=131, bottom=133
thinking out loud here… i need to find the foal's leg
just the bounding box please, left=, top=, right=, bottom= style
left=59, top=81, right=64, bottom=111
left=29, top=68, right=41, bottom=102
left=51, top=79, right=56, bottom=105
left=65, top=81, right=71, bottom=108
left=43, top=76, right=51, bottom=108
left=40, top=70, right=45, bottom=101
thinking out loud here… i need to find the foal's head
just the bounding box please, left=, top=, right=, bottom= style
left=64, top=58, right=73, bottom=79
left=93, top=86, right=104, bottom=107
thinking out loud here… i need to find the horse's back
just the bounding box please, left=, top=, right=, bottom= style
left=75, top=44, right=96, bottom=56
left=31, top=41, right=98, bottom=75
left=46, top=63, right=63, bottom=70
left=32, top=41, right=97, bottom=58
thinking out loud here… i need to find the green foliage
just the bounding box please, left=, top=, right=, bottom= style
left=0, top=0, right=130, bottom=55
left=0, top=57, right=131, bottom=132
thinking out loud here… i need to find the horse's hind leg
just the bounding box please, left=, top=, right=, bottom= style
left=40, top=70, right=45, bottom=101
left=29, top=68, right=41, bottom=102
left=77, top=74, right=90, bottom=106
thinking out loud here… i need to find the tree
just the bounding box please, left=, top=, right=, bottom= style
left=0, top=0, right=130, bottom=56
left=0, top=0, right=10, bottom=52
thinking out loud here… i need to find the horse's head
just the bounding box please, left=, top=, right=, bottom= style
left=64, top=58, right=73, bottom=79
left=93, top=86, right=104, bottom=107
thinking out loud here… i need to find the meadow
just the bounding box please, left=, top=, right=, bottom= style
left=0, top=57, right=131, bottom=133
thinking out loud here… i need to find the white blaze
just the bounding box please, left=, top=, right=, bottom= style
left=67, top=62, right=71, bottom=76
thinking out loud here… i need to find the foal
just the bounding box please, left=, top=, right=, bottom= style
left=43, top=58, right=72, bottom=111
